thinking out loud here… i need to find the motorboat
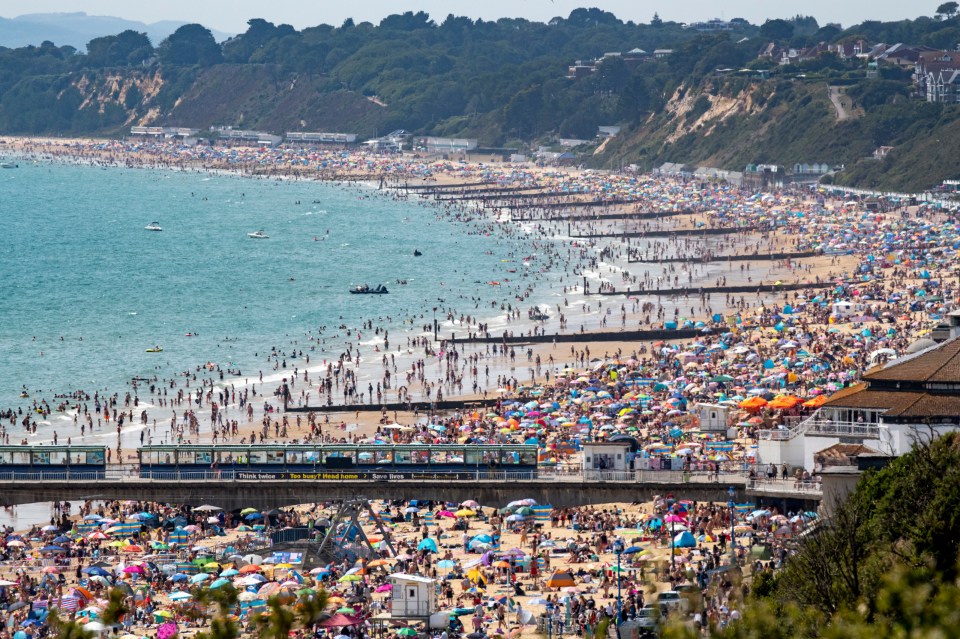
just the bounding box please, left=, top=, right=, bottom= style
left=1, top=162, right=17, bottom=169
left=248, top=230, right=269, bottom=239
left=528, top=306, right=550, bottom=321
left=144, top=221, right=163, bottom=231
left=349, top=284, right=389, bottom=295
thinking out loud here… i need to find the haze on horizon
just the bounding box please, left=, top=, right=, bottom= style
left=0, top=0, right=934, bottom=36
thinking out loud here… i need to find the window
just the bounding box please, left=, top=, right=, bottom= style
left=265, top=451, right=285, bottom=464
left=195, top=451, right=212, bottom=464
left=249, top=450, right=267, bottom=464
left=86, top=451, right=105, bottom=465
left=32, top=452, right=51, bottom=465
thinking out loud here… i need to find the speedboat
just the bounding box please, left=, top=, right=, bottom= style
left=144, top=222, right=163, bottom=231
left=349, top=284, right=389, bottom=294
left=1, top=162, right=17, bottom=169
left=248, top=230, right=269, bottom=239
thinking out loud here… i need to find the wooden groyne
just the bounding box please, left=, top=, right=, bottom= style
left=627, top=250, right=821, bottom=264
left=446, top=327, right=704, bottom=345
left=286, top=398, right=503, bottom=413
left=512, top=210, right=693, bottom=223
left=597, top=281, right=831, bottom=297
left=570, top=226, right=766, bottom=240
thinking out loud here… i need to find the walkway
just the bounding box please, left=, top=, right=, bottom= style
left=828, top=86, right=850, bottom=121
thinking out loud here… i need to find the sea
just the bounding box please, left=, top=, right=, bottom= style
left=0, top=162, right=559, bottom=415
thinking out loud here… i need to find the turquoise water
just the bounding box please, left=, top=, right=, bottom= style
left=0, top=163, right=545, bottom=419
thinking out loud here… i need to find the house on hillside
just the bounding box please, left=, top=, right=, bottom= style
left=914, top=50, right=960, bottom=101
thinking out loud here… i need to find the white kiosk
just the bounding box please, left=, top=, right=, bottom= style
left=582, top=441, right=633, bottom=479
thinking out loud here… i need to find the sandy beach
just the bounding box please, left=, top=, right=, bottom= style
left=0, top=133, right=955, bottom=639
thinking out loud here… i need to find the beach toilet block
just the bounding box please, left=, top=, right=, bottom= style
left=389, top=573, right=436, bottom=617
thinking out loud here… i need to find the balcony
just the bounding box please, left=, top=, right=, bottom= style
left=747, top=477, right=822, bottom=497
left=758, top=418, right=881, bottom=441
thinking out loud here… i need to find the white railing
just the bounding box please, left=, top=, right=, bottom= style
left=0, top=467, right=752, bottom=484
left=805, top=420, right=881, bottom=438
left=747, top=477, right=822, bottom=495
left=758, top=415, right=881, bottom=441
left=635, top=469, right=748, bottom=485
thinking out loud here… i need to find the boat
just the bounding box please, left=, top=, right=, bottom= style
left=144, top=222, right=163, bottom=231
left=146, top=346, right=163, bottom=353
left=349, top=284, right=389, bottom=295
left=528, top=306, right=550, bottom=321
left=248, top=230, right=269, bottom=239
left=413, top=249, right=422, bottom=257
left=1, top=162, right=17, bottom=169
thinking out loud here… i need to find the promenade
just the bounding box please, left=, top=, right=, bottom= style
left=0, top=467, right=820, bottom=510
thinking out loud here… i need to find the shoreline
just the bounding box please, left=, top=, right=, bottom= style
left=0, top=135, right=936, bottom=462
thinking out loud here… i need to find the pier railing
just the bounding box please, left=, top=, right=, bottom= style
left=747, top=477, right=823, bottom=496
left=0, top=467, right=751, bottom=484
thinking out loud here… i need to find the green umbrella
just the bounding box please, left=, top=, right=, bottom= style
left=397, top=629, right=417, bottom=636
left=336, top=607, right=356, bottom=614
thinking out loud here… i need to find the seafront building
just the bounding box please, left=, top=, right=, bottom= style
left=757, top=318, right=960, bottom=475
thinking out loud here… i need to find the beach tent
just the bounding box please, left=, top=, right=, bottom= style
left=673, top=531, right=696, bottom=548
left=417, top=538, right=438, bottom=553
left=545, top=571, right=576, bottom=588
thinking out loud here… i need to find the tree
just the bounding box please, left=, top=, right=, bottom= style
left=936, top=1, right=959, bottom=18
left=85, top=30, right=153, bottom=67
left=651, top=13, right=663, bottom=27
left=760, top=19, right=795, bottom=41
left=48, top=612, right=95, bottom=639
left=101, top=587, right=131, bottom=626
left=157, top=24, right=223, bottom=66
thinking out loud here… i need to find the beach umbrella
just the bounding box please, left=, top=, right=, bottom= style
left=209, top=578, right=231, bottom=589
left=169, top=592, right=192, bottom=601
left=189, top=573, right=210, bottom=584
left=398, top=629, right=417, bottom=636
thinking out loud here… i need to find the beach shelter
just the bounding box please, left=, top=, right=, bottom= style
left=545, top=571, right=576, bottom=589
left=673, top=531, right=696, bottom=548
left=417, top=538, right=438, bottom=553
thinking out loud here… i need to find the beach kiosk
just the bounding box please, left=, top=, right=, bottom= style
left=371, top=573, right=447, bottom=633
left=694, top=403, right=735, bottom=437
left=582, top=441, right=633, bottom=479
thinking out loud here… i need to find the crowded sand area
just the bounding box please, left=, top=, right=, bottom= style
left=0, top=134, right=955, bottom=638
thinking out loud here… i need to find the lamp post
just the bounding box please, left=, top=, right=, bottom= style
left=728, top=485, right=736, bottom=566
left=613, top=538, right=624, bottom=638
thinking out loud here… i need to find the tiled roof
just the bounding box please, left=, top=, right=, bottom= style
left=863, top=337, right=960, bottom=383
left=822, top=386, right=926, bottom=411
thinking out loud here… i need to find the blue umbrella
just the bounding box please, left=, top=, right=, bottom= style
left=171, top=573, right=189, bottom=582
left=209, top=578, right=230, bottom=589
left=82, top=566, right=111, bottom=576
left=622, top=546, right=643, bottom=555
left=245, top=513, right=264, bottom=521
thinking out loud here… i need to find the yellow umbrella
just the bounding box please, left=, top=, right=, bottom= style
left=455, top=509, right=476, bottom=517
